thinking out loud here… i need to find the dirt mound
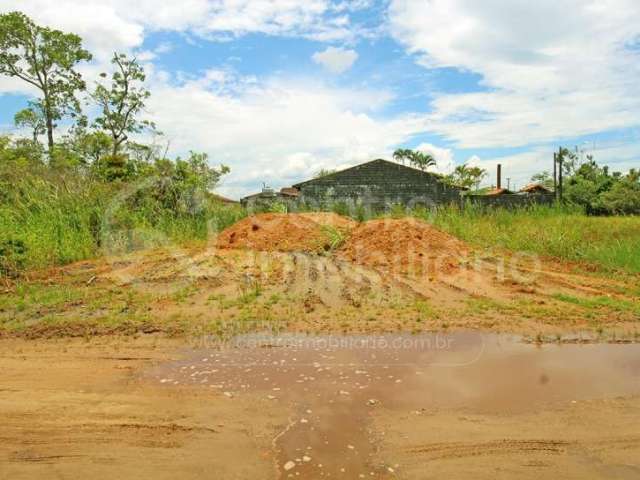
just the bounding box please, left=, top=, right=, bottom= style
left=338, top=218, right=470, bottom=275
left=297, top=212, right=358, bottom=233
left=216, top=213, right=333, bottom=253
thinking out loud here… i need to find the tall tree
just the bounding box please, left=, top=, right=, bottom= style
left=446, top=163, right=487, bottom=189
left=14, top=104, right=45, bottom=142
left=530, top=171, right=554, bottom=190
left=467, top=166, right=487, bottom=190
left=393, top=148, right=411, bottom=165
left=92, top=53, right=155, bottom=157
left=409, top=151, right=436, bottom=171
left=0, top=11, right=92, bottom=151
left=393, top=149, right=436, bottom=170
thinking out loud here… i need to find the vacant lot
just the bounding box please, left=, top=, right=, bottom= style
left=1, top=213, right=638, bottom=341
left=2, top=212, right=639, bottom=479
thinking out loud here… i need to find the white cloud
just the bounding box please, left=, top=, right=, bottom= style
left=312, top=47, right=358, bottom=74
left=466, top=151, right=552, bottom=190
left=389, top=0, right=640, bottom=148
left=145, top=71, right=426, bottom=198
left=0, top=1, right=370, bottom=61
left=414, top=143, right=454, bottom=174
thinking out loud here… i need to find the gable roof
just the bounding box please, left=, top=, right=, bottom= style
left=280, top=187, right=300, bottom=197
left=520, top=183, right=552, bottom=193
left=292, top=158, right=448, bottom=188
left=485, top=187, right=514, bottom=196
left=209, top=192, right=239, bottom=204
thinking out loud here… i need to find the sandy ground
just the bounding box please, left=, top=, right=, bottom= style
left=374, top=399, right=640, bottom=480
left=0, top=337, right=283, bottom=480
left=3, top=243, right=639, bottom=341
left=1, top=215, right=639, bottom=478
left=1, top=335, right=639, bottom=479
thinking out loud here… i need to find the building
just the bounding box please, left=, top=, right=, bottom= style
left=241, top=186, right=300, bottom=209
left=519, top=183, right=552, bottom=194
left=484, top=187, right=515, bottom=196
left=289, top=159, right=464, bottom=210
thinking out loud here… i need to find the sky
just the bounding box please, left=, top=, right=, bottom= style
left=1, top=0, right=640, bottom=198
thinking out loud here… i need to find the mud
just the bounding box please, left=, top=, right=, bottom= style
left=144, top=332, right=640, bottom=478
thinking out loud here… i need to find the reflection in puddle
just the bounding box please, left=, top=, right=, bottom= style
left=145, top=333, right=640, bottom=478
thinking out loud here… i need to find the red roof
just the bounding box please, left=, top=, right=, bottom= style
left=520, top=183, right=551, bottom=193
left=485, top=187, right=514, bottom=196
left=280, top=187, right=300, bottom=197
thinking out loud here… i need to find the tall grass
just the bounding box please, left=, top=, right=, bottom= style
left=414, top=203, right=640, bottom=273
left=0, top=169, right=245, bottom=274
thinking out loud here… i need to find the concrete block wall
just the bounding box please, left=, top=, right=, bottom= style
left=294, top=160, right=464, bottom=211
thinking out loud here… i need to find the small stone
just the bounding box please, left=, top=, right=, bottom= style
left=283, top=461, right=296, bottom=471
left=302, top=456, right=311, bottom=462
left=223, top=391, right=233, bottom=398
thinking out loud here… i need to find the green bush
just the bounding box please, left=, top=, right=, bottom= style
left=0, top=137, right=244, bottom=273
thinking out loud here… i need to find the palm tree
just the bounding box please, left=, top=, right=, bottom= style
left=410, top=151, right=436, bottom=171
left=393, top=148, right=410, bottom=165
left=393, top=149, right=437, bottom=171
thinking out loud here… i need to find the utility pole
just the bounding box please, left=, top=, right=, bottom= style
left=558, top=147, right=564, bottom=202
left=553, top=152, right=558, bottom=200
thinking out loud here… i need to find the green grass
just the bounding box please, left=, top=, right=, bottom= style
left=3, top=167, right=639, bottom=279
left=321, top=225, right=347, bottom=251
left=413, top=203, right=640, bottom=273
left=0, top=170, right=246, bottom=276
left=552, top=293, right=640, bottom=316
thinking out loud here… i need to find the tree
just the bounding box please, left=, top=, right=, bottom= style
left=393, top=149, right=436, bottom=171
left=446, top=163, right=487, bottom=190
left=599, top=169, right=640, bottom=215
left=92, top=53, right=155, bottom=157
left=409, top=151, right=436, bottom=171
left=0, top=11, right=92, bottom=151
left=563, top=158, right=617, bottom=213
left=530, top=171, right=554, bottom=190
left=314, top=168, right=336, bottom=178
left=150, top=152, right=230, bottom=213
left=467, top=166, right=487, bottom=190
left=14, top=104, right=45, bottom=142
left=71, top=131, right=113, bottom=164
left=393, top=148, right=411, bottom=165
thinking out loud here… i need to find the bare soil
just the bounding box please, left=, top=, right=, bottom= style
left=338, top=217, right=470, bottom=275
left=1, top=213, right=639, bottom=478
left=2, top=214, right=638, bottom=340
left=2, top=334, right=639, bottom=479
left=215, top=212, right=332, bottom=253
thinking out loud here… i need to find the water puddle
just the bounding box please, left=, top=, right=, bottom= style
left=145, top=333, right=640, bottom=478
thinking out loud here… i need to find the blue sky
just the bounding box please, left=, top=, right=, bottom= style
left=1, top=0, right=639, bottom=198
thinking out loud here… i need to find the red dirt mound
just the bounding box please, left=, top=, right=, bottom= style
left=297, top=212, right=358, bottom=233
left=338, top=218, right=470, bottom=275
left=216, top=213, right=332, bottom=253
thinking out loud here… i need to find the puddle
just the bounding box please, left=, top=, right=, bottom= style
left=145, top=333, right=640, bottom=478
